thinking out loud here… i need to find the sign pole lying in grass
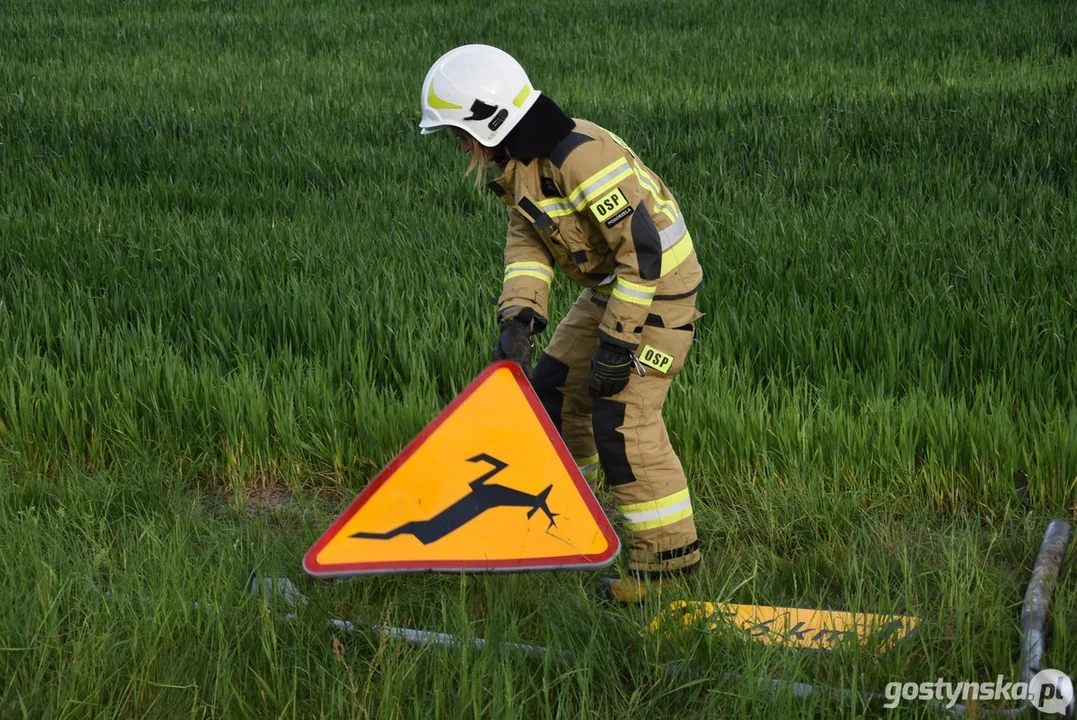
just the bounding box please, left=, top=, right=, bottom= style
left=303, top=362, right=619, bottom=577
left=329, top=619, right=576, bottom=664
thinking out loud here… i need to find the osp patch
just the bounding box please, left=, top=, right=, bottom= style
left=590, top=187, right=632, bottom=228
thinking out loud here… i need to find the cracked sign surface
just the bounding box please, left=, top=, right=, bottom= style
left=304, top=361, right=620, bottom=576
left=651, top=601, right=918, bottom=653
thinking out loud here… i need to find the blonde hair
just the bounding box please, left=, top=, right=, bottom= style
left=463, top=135, right=495, bottom=186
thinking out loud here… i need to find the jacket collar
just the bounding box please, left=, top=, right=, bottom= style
left=488, top=94, right=575, bottom=202
left=502, top=94, right=576, bottom=162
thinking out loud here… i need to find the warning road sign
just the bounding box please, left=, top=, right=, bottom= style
left=304, top=362, right=620, bottom=576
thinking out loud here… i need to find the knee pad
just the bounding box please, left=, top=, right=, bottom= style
left=530, top=353, right=569, bottom=434
left=592, top=398, right=636, bottom=486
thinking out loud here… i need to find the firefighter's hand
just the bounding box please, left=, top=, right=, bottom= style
left=589, top=342, right=633, bottom=398
left=491, top=318, right=534, bottom=376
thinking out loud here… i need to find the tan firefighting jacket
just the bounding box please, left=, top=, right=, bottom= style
left=489, top=119, right=703, bottom=349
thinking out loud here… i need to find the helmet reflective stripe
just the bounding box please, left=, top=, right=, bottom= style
left=427, top=86, right=462, bottom=111
left=512, top=84, right=532, bottom=108
left=419, top=44, right=541, bottom=147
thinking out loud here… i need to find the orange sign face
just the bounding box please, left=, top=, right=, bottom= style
left=304, top=362, right=620, bottom=576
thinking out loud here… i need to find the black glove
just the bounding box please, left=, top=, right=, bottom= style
left=491, top=317, right=534, bottom=375
left=589, top=342, right=634, bottom=398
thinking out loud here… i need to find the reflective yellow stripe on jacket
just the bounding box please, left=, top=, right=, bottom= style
left=657, top=214, right=694, bottom=277
left=535, top=197, right=574, bottom=218
left=634, top=162, right=679, bottom=224
left=611, top=278, right=655, bottom=307
left=565, top=158, right=634, bottom=212
left=504, top=261, right=554, bottom=285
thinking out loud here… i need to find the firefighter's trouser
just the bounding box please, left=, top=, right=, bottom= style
left=531, top=288, right=701, bottom=575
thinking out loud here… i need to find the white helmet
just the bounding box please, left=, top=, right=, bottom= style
left=419, top=44, right=541, bottom=147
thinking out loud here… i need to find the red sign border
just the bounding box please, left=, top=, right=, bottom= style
left=303, top=361, right=621, bottom=577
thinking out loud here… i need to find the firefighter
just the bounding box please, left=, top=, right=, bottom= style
left=419, top=45, right=703, bottom=602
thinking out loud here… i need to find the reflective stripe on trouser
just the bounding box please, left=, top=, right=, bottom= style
left=576, top=453, right=600, bottom=481
left=530, top=289, right=701, bottom=574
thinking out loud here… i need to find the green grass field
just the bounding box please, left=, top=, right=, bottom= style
left=2, top=0, right=1077, bottom=716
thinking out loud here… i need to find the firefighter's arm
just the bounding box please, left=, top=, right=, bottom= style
left=497, top=206, right=554, bottom=332
left=562, top=148, right=659, bottom=350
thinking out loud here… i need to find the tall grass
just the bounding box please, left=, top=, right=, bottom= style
left=1, top=460, right=1073, bottom=717
left=2, top=0, right=1076, bottom=507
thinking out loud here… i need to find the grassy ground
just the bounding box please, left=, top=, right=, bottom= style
left=2, top=0, right=1076, bottom=716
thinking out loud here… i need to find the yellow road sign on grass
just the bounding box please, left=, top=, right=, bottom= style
left=304, top=362, right=620, bottom=576
left=651, top=601, right=918, bottom=652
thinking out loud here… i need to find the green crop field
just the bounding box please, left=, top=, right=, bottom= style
left=2, top=0, right=1076, bottom=716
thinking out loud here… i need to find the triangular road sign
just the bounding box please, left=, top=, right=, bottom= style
left=304, top=361, right=620, bottom=577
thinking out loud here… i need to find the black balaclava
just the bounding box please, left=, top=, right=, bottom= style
left=497, top=94, right=575, bottom=163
